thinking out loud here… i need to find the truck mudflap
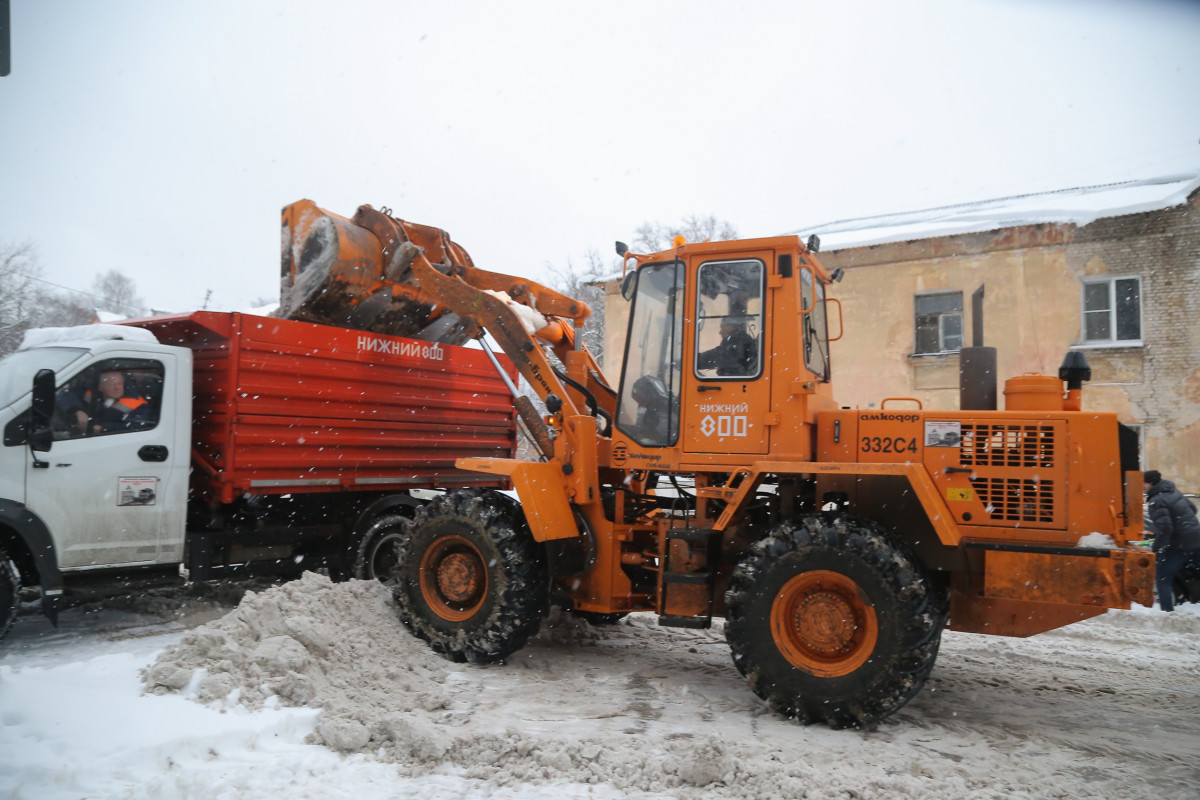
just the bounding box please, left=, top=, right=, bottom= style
left=949, top=544, right=1156, bottom=636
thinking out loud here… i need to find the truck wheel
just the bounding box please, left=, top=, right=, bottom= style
left=351, top=515, right=411, bottom=590
left=0, top=549, right=20, bottom=641
left=724, top=515, right=945, bottom=729
left=394, top=490, right=547, bottom=664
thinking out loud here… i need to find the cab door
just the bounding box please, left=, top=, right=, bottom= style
left=24, top=351, right=191, bottom=569
left=682, top=256, right=770, bottom=455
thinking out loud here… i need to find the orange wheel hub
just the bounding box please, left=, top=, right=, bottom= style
left=419, top=535, right=488, bottom=622
left=771, top=570, right=878, bottom=678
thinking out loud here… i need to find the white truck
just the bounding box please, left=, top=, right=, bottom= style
left=0, top=312, right=517, bottom=640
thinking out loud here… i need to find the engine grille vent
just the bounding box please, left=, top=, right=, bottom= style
left=969, top=477, right=1056, bottom=523
left=960, top=423, right=1056, bottom=468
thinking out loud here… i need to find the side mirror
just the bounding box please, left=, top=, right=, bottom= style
left=615, top=241, right=628, bottom=257
left=620, top=270, right=638, bottom=301
left=30, top=369, right=55, bottom=453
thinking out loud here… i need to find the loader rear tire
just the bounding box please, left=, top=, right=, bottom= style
left=0, top=549, right=20, bottom=642
left=394, top=490, right=547, bottom=664
left=724, top=515, right=944, bottom=729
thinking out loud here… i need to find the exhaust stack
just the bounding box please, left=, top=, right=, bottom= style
left=959, top=284, right=997, bottom=411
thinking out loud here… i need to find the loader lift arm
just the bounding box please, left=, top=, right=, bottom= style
left=280, top=201, right=614, bottom=530
left=408, top=250, right=593, bottom=424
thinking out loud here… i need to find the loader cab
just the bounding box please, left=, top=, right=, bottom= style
left=614, top=238, right=835, bottom=465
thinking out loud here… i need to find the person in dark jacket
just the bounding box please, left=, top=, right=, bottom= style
left=697, top=318, right=758, bottom=377
left=1144, top=470, right=1200, bottom=611
left=64, top=370, right=153, bottom=434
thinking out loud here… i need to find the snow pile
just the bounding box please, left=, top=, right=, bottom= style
left=144, top=573, right=450, bottom=723
left=143, top=574, right=750, bottom=795
left=133, top=573, right=1200, bottom=799
left=19, top=323, right=158, bottom=350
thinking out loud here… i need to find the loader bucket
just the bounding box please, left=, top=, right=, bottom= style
left=279, top=199, right=476, bottom=344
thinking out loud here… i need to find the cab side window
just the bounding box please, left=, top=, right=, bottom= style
left=55, top=359, right=165, bottom=439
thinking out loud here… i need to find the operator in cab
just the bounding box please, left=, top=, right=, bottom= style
left=62, top=369, right=153, bottom=435
left=697, top=316, right=758, bottom=377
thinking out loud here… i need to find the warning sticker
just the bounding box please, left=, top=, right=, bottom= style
left=925, top=421, right=962, bottom=447
left=947, top=487, right=976, bottom=502
left=118, top=477, right=158, bottom=506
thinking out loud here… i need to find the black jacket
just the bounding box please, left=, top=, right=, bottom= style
left=697, top=329, right=758, bottom=376
left=1147, top=479, right=1200, bottom=553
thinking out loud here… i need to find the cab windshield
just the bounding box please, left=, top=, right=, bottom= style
left=0, top=347, right=87, bottom=408
left=617, top=261, right=684, bottom=446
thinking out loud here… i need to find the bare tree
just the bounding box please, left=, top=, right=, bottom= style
left=545, top=248, right=611, bottom=365
left=0, top=241, right=42, bottom=355
left=35, top=288, right=94, bottom=329
left=91, top=269, right=145, bottom=317
left=0, top=242, right=150, bottom=356
left=633, top=215, right=738, bottom=253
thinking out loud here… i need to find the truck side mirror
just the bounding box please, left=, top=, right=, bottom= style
left=30, top=369, right=55, bottom=453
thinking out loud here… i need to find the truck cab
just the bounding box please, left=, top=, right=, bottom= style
left=1, top=327, right=193, bottom=620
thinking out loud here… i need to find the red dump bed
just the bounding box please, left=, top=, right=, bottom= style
left=134, top=312, right=517, bottom=503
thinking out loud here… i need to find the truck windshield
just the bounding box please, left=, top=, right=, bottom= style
left=617, top=261, right=684, bottom=446
left=0, top=347, right=87, bottom=409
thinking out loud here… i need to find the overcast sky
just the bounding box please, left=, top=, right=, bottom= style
left=2, top=0, right=1198, bottom=315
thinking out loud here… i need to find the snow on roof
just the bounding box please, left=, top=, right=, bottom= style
left=94, top=310, right=126, bottom=323
left=19, top=323, right=158, bottom=351
left=244, top=302, right=280, bottom=316
left=792, top=172, right=1200, bottom=251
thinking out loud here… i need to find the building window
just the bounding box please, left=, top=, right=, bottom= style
left=914, top=292, right=962, bottom=354
left=1082, top=277, right=1141, bottom=344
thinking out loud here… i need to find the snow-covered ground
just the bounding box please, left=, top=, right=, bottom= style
left=2, top=575, right=1198, bottom=800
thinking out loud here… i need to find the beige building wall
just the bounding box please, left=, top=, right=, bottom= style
left=820, top=189, right=1200, bottom=493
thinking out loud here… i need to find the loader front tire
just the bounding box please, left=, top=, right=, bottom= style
left=725, top=515, right=944, bottom=729
left=394, top=490, right=547, bottom=664
left=0, top=549, right=20, bottom=642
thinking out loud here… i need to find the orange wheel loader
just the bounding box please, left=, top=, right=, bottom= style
left=282, top=200, right=1154, bottom=728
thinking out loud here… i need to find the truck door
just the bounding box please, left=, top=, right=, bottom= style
left=24, top=353, right=190, bottom=569
left=683, top=256, right=770, bottom=455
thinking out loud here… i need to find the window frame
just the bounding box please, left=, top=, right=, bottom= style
left=692, top=258, right=766, bottom=382
left=1079, top=275, right=1143, bottom=347
left=913, top=291, right=963, bottom=356
left=56, top=357, right=166, bottom=440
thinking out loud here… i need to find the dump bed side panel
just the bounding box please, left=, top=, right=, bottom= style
left=135, top=312, right=516, bottom=502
